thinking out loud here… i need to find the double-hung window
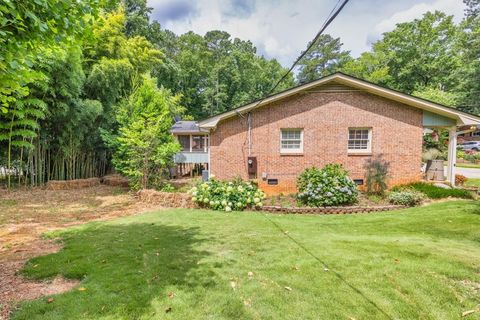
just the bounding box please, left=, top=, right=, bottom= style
left=348, top=128, right=372, bottom=153
left=280, top=129, right=303, bottom=154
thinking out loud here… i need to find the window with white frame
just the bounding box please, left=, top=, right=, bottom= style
left=348, top=128, right=372, bottom=153
left=280, top=129, right=303, bottom=153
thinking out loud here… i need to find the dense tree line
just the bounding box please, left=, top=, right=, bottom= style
left=298, top=1, right=479, bottom=113
left=1, top=0, right=478, bottom=189
left=0, top=0, right=293, bottom=189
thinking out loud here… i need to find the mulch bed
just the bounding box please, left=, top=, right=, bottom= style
left=0, top=239, right=79, bottom=320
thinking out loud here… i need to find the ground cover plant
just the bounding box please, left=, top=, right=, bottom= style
left=297, top=164, right=358, bottom=207
left=387, top=190, right=425, bottom=206
left=391, top=182, right=475, bottom=200
left=9, top=201, right=480, bottom=319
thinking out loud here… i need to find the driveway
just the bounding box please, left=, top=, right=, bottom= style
left=444, top=166, right=480, bottom=178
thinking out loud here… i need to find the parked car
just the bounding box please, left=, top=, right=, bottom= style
left=459, top=141, right=480, bottom=151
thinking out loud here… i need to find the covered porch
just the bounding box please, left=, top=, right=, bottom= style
left=170, top=120, right=209, bottom=177
left=423, top=110, right=480, bottom=186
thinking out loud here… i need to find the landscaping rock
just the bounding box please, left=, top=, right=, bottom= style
left=257, top=204, right=406, bottom=215
left=433, top=183, right=451, bottom=189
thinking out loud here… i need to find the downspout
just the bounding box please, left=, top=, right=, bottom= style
left=247, top=112, right=252, bottom=156
left=207, top=129, right=212, bottom=178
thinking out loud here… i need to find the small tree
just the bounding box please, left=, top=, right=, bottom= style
left=112, top=76, right=182, bottom=190
left=364, top=156, right=390, bottom=195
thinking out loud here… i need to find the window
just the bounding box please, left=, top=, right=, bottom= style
left=280, top=129, right=303, bottom=153
left=177, top=135, right=190, bottom=152
left=177, top=135, right=208, bottom=152
left=348, top=128, right=372, bottom=153
left=192, top=135, right=205, bottom=151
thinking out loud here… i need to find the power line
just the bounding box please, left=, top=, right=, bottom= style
left=250, top=0, right=351, bottom=111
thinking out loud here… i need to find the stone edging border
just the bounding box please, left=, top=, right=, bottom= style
left=257, top=205, right=407, bottom=214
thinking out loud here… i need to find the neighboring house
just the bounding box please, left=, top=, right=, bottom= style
left=172, top=73, right=480, bottom=194
left=458, top=127, right=480, bottom=142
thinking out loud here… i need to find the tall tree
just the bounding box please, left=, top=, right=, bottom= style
left=456, top=0, right=480, bottom=114
left=0, top=0, right=99, bottom=113
left=297, top=34, right=351, bottom=84
left=112, top=76, right=182, bottom=189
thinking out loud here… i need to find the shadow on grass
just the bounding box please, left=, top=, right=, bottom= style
left=12, top=222, right=213, bottom=319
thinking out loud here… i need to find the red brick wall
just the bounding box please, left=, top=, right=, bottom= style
left=209, top=90, right=423, bottom=195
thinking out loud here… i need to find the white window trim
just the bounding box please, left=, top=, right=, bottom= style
left=280, top=129, right=304, bottom=154
left=347, top=128, right=372, bottom=154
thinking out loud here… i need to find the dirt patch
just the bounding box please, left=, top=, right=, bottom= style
left=46, top=178, right=100, bottom=190
left=0, top=238, right=79, bottom=320
left=0, top=185, right=168, bottom=319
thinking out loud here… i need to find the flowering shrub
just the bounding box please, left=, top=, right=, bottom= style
left=455, top=174, right=468, bottom=186
left=297, top=164, right=358, bottom=207
left=387, top=190, right=425, bottom=206
left=189, top=177, right=266, bottom=211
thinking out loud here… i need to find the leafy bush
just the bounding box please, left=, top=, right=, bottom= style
left=364, top=156, right=389, bottom=194
left=391, top=182, right=474, bottom=199
left=456, top=149, right=466, bottom=160
left=455, top=174, right=468, bottom=186
left=297, top=164, right=358, bottom=207
left=189, top=178, right=266, bottom=211
left=464, top=153, right=477, bottom=163
left=387, top=190, right=425, bottom=206
left=423, top=148, right=446, bottom=162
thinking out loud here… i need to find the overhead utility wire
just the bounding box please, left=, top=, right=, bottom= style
left=242, top=0, right=350, bottom=157
left=249, top=0, right=351, bottom=111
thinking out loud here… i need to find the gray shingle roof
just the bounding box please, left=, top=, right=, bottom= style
left=170, top=121, right=201, bottom=133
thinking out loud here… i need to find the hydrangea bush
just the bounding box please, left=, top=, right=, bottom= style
left=297, top=164, right=358, bottom=207
left=189, top=177, right=266, bottom=211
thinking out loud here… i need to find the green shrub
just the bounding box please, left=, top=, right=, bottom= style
left=456, top=149, right=466, bottom=160
left=464, top=153, right=476, bottom=163
left=391, top=182, right=474, bottom=199
left=364, top=156, right=389, bottom=194
left=387, top=190, right=425, bottom=206
left=423, top=148, right=445, bottom=162
left=189, top=178, right=265, bottom=211
left=297, top=164, right=358, bottom=207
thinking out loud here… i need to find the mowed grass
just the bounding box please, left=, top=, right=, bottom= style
left=456, top=163, right=480, bottom=169
left=466, top=178, right=480, bottom=188
left=12, top=201, right=480, bottom=320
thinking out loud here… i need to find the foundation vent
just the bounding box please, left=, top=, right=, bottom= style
left=308, top=82, right=359, bottom=93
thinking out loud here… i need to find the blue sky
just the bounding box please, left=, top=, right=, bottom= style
left=147, top=0, right=466, bottom=67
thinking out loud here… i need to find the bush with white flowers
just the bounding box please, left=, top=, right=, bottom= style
left=297, top=164, right=358, bottom=207
left=189, top=177, right=266, bottom=211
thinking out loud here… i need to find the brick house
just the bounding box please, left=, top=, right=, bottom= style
left=172, top=73, right=480, bottom=194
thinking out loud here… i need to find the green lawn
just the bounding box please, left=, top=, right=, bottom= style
left=456, top=162, right=480, bottom=169
left=12, top=202, right=480, bottom=320
left=465, top=178, right=480, bottom=188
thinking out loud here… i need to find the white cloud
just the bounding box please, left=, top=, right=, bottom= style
left=370, top=0, right=466, bottom=43
left=148, top=0, right=466, bottom=66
